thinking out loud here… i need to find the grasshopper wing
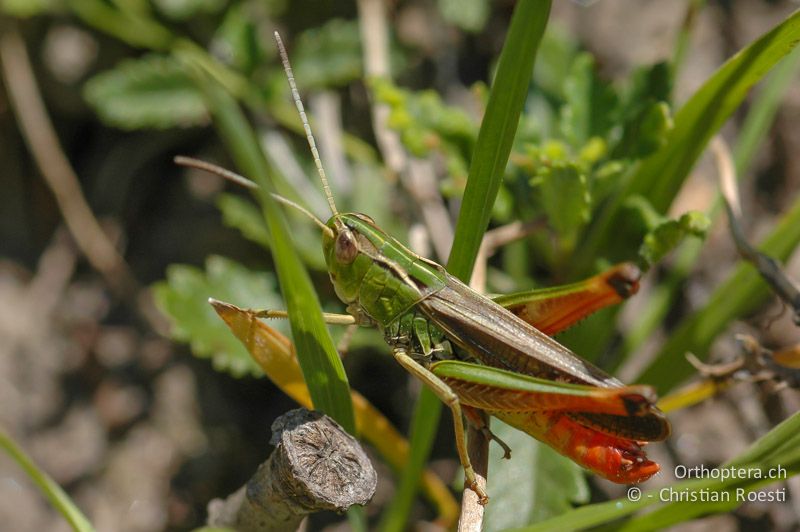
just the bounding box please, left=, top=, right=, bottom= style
left=493, top=263, right=641, bottom=336
left=419, top=274, right=670, bottom=442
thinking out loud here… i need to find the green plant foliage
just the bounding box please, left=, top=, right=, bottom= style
left=371, top=77, right=476, bottom=183
left=216, top=193, right=327, bottom=270
left=638, top=196, right=800, bottom=394
left=612, top=62, right=673, bottom=158
left=152, top=256, right=288, bottom=377
left=217, top=193, right=271, bottom=248
left=637, top=11, right=800, bottom=213
left=530, top=160, right=590, bottom=255
left=638, top=210, right=709, bottom=267
left=290, top=19, right=364, bottom=90
left=152, top=0, right=226, bottom=21
left=613, top=101, right=672, bottom=159
left=623, top=196, right=709, bottom=268
left=484, top=421, right=588, bottom=529
left=437, top=0, right=490, bottom=33
left=559, top=53, right=620, bottom=149
left=211, top=3, right=267, bottom=74
left=519, top=411, right=800, bottom=531
left=1, top=0, right=59, bottom=17
left=84, top=54, right=208, bottom=129
left=532, top=24, right=580, bottom=100
left=578, top=10, right=800, bottom=273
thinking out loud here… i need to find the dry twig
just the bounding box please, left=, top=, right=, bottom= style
left=712, top=137, right=800, bottom=325
left=207, top=409, right=376, bottom=532
left=0, top=28, right=136, bottom=297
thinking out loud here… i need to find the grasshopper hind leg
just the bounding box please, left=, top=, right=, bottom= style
left=392, top=348, right=490, bottom=505
left=463, top=406, right=512, bottom=459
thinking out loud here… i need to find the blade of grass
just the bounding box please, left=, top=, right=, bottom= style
left=734, top=44, right=800, bottom=174
left=447, top=0, right=552, bottom=280
left=576, top=9, right=800, bottom=276
left=380, top=2, right=552, bottom=528
left=190, top=68, right=355, bottom=432
left=0, top=427, right=95, bottom=532
left=617, top=44, right=800, bottom=367
left=670, top=0, right=707, bottom=82
left=515, top=411, right=800, bottom=531
left=637, top=194, right=800, bottom=394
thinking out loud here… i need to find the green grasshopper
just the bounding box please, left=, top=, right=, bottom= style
left=192, top=33, right=671, bottom=504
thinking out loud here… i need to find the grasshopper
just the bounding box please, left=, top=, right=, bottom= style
left=194, top=33, right=671, bottom=504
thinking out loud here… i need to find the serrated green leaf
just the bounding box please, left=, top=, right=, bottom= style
left=372, top=77, right=476, bottom=173
left=152, top=256, right=288, bottom=378
left=533, top=161, right=591, bottom=254
left=637, top=210, right=709, bottom=267
left=559, top=53, right=619, bottom=149
left=437, top=0, right=490, bottom=33
left=624, top=196, right=709, bottom=267
left=84, top=54, right=208, bottom=129
left=484, top=421, right=588, bottom=530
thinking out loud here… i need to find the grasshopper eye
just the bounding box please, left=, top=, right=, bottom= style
left=335, top=230, right=358, bottom=264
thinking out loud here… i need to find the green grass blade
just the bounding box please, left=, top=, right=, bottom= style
left=515, top=411, right=800, bottom=531
left=383, top=2, right=552, bottom=525
left=670, top=0, right=707, bottom=82
left=377, top=388, right=442, bottom=532
left=0, top=427, right=95, bottom=532
left=637, top=194, right=800, bottom=394
left=618, top=44, right=800, bottom=367
left=634, top=9, right=800, bottom=210
left=734, top=44, right=800, bottom=175
left=191, top=70, right=355, bottom=432
left=577, top=10, right=800, bottom=274
left=447, top=0, right=552, bottom=280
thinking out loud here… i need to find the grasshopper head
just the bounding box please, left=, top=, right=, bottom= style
left=322, top=213, right=381, bottom=306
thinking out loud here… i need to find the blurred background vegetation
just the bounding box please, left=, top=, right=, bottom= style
left=1, top=0, right=800, bottom=530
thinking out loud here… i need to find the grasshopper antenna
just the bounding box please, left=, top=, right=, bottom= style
left=174, top=155, right=258, bottom=189
left=273, top=31, right=342, bottom=225
left=173, top=155, right=333, bottom=238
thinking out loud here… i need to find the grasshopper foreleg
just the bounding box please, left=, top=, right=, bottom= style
left=462, top=405, right=512, bottom=460
left=392, top=348, right=490, bottom=505
left=250, top=309, right=357, bottom=325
